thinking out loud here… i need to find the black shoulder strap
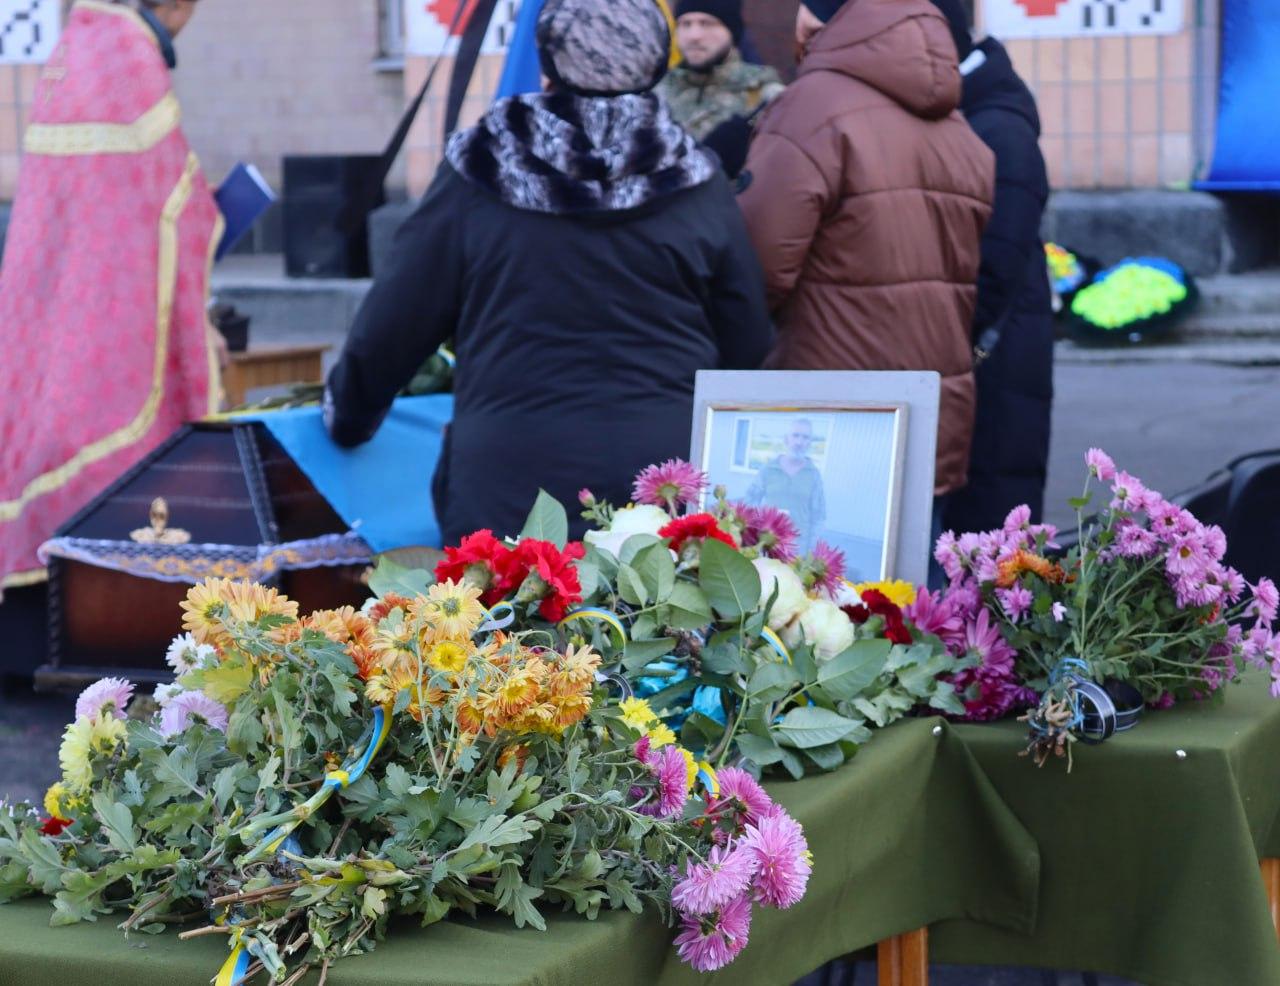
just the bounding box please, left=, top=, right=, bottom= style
left=336, top=0, right=494, bottom=235
left=445, top=0, right=502, bottom=139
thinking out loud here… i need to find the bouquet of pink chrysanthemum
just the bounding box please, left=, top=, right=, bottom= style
left=929, top=449, right=1279, bottom=720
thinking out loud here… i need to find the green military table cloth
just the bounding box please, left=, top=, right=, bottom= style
left=933, top=672, right=1280, bottom=986
left=0, top=718, right=1038, bottom=985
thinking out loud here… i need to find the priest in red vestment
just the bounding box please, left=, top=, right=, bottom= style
left=0, top=0, right=223, bottom=592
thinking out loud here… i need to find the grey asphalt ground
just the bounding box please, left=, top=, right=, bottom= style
left=4, top=357, right=1279, bottom=985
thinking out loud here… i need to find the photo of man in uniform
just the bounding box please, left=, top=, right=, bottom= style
left=745, top=418, right=827, bottom=553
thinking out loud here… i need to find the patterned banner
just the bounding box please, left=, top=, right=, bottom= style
left=0, top=0, right=59, bottom=64
left=981, top=0, right=1183, bottom=38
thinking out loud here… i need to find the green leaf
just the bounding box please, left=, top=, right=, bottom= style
left=701, top=641, right=746, bottom=676
left=735, top=732, right=787, bottom=767
left=18, top=829, right=66, bottom=894
left=211, top=765, right=244, bottom=814
left=457, top=813, right=540, bottom=853
left=621, top=638, right=676, bottom=672
left=698, top=539, right=761, bottom=620
left=680, top=711, right=726, bottom=748
left=777, top=746, right=806, bottom=779
left=617, top=564, right=649, bottom=606
left=664, top=583, right=714, bottom=630
left=519, top=490, right=569, bottom=548
left=575, top=561, right=601, bottom=599
left=897, top=653, right=956, bottom=698
left=619, top=535, right=663, bottom=565
left=1069, top=494, right=1093, bottom=510
left=773, top=707, right=864, bottom=749
left=368, top=555, right=433, bottom=599
left=632, top=543, right=676, bottom=604
left=496, top=862, right=546, bottom=931
left=801, top=742, right=846, bottom=772
left=384, top=763, right=413, bottom=798
left=747, top=662, right=801, bottom=702
left=818, top=639, right=892, bottom=700
left=928, top=686, right=966, bottom=716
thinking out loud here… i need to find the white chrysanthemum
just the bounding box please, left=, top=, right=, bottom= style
left=165, top=632, right=216, bottom=674
left=753, top=558, right=810, bottom=630
left=153, top=682, right=185, bottom=707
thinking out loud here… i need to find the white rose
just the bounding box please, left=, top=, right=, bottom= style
left=784, top=599, right=855, bottom=661
left=754, top=558, right=810, bottom=630
left=584, top=504, right=671, bottom=559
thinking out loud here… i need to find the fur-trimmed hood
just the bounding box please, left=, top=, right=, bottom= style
left=445, top=91, right=718, bottom=216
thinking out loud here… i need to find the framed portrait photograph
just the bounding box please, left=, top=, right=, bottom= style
left=691, top=371, right=941, bottom=586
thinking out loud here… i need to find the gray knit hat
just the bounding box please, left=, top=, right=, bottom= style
left=537, top=0, right=671, bottom=96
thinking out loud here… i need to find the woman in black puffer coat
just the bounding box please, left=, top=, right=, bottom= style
left=933, top=0, right=1055, bottom=533
left=324, top=0, right=773, bottom=545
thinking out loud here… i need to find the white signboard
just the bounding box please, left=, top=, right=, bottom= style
left=0, top=0, right=59, bottom=64
left=982, top=0, right=1183, bottom=38
left=404, top=0, right=520, bottom=57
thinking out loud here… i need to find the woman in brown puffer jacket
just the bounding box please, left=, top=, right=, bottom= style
left=738, top=0, right=994, bottom=500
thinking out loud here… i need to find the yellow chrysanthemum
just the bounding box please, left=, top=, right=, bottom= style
left=57, top=714, right=124, bottom=795
left=853, top=580, right=918, bottom=608
left=495, top=670, right=541, bottom=718
left=225, top=580, right=299, bottom=624
left=307, top=606, right=375, bottom=647
left=647, top=722, right=677, bottom=749
left=619, top=697, right=658, bottom=731
left=416, top=580, right=485, bottom=640
left=43, top=782, right=69, bottom=819
left=551, top=692, right=593, bottom=731
left=428, top=640, right=470, bottom=675
left=180, top=578, right=232, bottom=645
left=365, top=674, right=398, bottom=707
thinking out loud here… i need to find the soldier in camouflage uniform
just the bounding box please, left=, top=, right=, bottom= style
left=660, top=0, right=785, bottom=141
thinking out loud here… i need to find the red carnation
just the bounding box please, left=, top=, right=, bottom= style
left=659, top=513, right=736, bottom=556
left=510, top=539, right=586, bottom=623
left=842, top=589, right=912, bottom=646
left=435, top=529, right=518, bottom=606
left=40, top=817, right=72, bottom=837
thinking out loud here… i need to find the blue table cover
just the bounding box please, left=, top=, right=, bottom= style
left=249, top=395, right=452, bottom=553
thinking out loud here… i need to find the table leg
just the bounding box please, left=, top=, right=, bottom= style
left=1262, top=858, right=1280, bottom=943
left=877, top=928, right=928, bottom=986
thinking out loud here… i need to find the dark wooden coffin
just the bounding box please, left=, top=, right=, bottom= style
left=38, top=422, right=371, bottom=690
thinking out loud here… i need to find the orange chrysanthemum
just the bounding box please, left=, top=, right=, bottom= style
left=364, top=592, right=414, bottom=623
left=996, top=550, right=1067, bottom=589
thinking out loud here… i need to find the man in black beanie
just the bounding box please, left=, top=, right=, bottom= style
left=659, top=0, right=783, bottom=142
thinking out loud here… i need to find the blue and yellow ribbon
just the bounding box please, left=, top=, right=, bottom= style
left=214, top=931, right=251, bottom=986
left=557, top=607, right=627, bottom=648
left=759, top=626, right=793, bottom=665
left=239, top=705, right=392, bottom=864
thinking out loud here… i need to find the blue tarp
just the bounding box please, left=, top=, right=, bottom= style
left=1196, top=0, right=1280, bottom=191
left=247, top=396, right=453, bottom=554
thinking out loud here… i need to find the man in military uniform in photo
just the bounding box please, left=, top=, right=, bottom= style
left=660, top=0, right=785, bottom=142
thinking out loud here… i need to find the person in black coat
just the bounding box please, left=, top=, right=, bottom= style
left=931, top=0, right=1055, bottom=533
left=325, top=0, right=774, bottom=546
